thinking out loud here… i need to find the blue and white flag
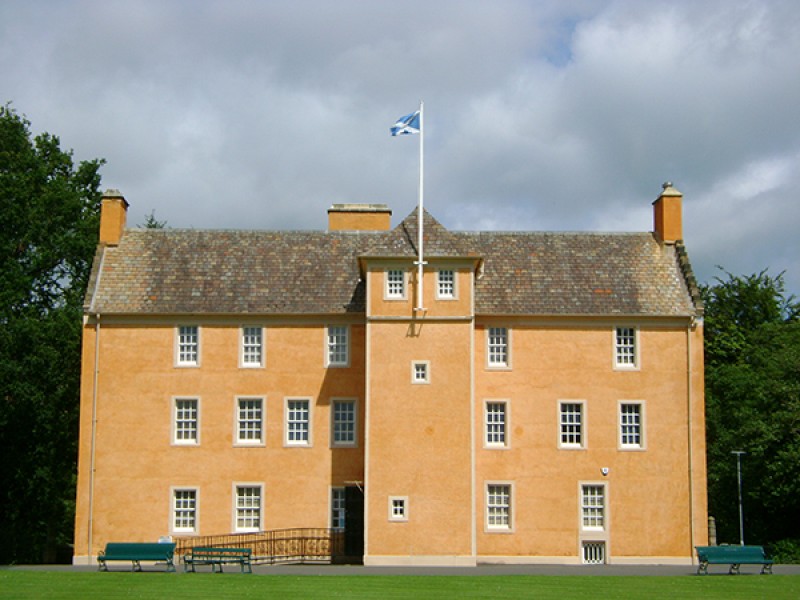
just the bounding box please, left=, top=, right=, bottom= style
left=390, top=111, right=420, bottom=136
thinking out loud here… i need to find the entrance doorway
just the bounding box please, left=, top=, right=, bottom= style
left=343, top=485, right=364, bottom=563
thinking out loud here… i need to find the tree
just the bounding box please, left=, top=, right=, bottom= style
left=140, top=209, right=166, bottom=229
left=0, top=104, right=104, bottom=563
left=703, top=269, right=800, bottom=552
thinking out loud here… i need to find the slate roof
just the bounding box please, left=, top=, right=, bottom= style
left=85, top=209, right=701, bottom=317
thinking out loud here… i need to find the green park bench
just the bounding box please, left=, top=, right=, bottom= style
left=695, top=545, right=773, bottom=575
left=183, top=546, right=253, bottom=573
left=97, top=542, right=176, bottom=572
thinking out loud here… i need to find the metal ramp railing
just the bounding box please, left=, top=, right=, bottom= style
left=175, top=528, right=344, bottom=565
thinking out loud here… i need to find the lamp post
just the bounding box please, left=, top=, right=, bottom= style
left=732, top=450, right=746, bottom=546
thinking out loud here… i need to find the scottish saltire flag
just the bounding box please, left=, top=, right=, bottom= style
left=390, top=111, right=420, bottom=136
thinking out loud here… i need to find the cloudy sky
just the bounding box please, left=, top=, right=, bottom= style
left=2, top=0, right=799, bottom=297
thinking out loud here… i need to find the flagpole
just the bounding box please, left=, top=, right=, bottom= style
left=416, top=100, right=425, bottom=312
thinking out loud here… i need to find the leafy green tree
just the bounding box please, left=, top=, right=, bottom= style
left=703, top=269, right=800, bottom=551
left=0, top=104, right=104, bottom=563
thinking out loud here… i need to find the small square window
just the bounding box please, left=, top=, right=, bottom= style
left=386, top=269, right=406, bottom=299
left=411, top=361, right=430, bottom=384
left=437, top=269, right=455, bottom=299
left=389, top=496, right=408, bottom=521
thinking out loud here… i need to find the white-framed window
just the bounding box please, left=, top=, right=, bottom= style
left=619, top=402, right=645, bottom=449
left=437, top=269, right=455, bottom=299
left=234, top=484, right=262, bottom=532
left=388, top=496, right=408, bottom=522
left=581, top=484, right=606, bottom=531
left=285, top=398, right=311, bottom=446
left=332, top=399, right=357, bottom=447
left=176, top=325, right=199, bottom=366
left=385, top=269, right=406, bottom=299
left=173, top=397, right=199, bottom=445
left=487, top=327, right=510, bottom=368
left=411, top=361, right=430, bottom=384
left=172, top=488, right=198, bottom=534
left=486, top=483, right=513, bottom=531
left=327, top=325, right=350, bottom=367
left=241, top=326, right=264, bottom=368
left=236, top=397, right=264, bottom=445
left=331, top=487, right=346, bottom=530
left=485, top=401, right=508, bottom=448
left=559, top=401, right=585, bottom=449
left=614, top=326, right=638, bottom=369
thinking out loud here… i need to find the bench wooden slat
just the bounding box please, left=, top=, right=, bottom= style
left=695, top=545, right=773, bottom=575
left=184, top=546, right=252, bottom=573
left=98, top=542, right=176, bottom=572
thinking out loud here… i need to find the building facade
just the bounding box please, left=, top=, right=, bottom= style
left=73, top=185, right=707, bottom=565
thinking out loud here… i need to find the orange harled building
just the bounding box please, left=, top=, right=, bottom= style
left=73, top=184, right=707, bottom=566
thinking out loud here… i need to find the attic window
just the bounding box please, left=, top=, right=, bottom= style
left=386, top=269, right=406, bottom=299
left=177, top=326, right=199, bottom=366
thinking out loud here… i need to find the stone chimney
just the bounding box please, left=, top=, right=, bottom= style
left=328, top=203, right=392, bottom=231
left=99, top=189, right=129, bottom=246
left=653, top=182, right=683, bottom=244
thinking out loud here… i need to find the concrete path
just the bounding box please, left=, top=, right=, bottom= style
left=7, top=563, right=800, bottom=576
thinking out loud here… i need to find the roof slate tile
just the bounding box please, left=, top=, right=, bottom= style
left=86, top=209, right=699, bottom=317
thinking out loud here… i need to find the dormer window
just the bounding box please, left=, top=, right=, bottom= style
left=437, top=269, right=455, bottom=299
left=386, top=269, right=406, bottom=299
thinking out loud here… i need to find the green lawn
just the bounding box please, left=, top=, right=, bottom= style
left=1, top=571, right=799, bottom=600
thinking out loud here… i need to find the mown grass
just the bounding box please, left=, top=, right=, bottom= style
left=1, top=571, right=799, bottom=600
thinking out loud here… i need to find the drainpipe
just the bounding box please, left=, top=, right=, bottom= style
left=686, top=319, right=696, bottom=563
left=88, top=313, right=100, bottom=564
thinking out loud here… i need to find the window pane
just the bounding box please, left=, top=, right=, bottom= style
left=174, top=398, right=198, bottom=443
left=328, top=326, right=349, bottom=366
left=487, top=484, right=511, bottom=529
left=620, top=403, right=642, bottom=446
left=331, top=488, right=346, bottom=530
left=488, top=327, right=508, bottom=366
left=242, top=327, right=262, bottom=366
left=560, top=403, right=583, bottom=446
left=333, top=401, right=356, bottom=444
left=238, top=398, right=263, bottom=443
left=486, top=402, right=506, bottom=446
left=582, top=485, right=605, bottom=530
left=236, top=486, right=261, bottom=531
left=387, top=270, right=405, bottom=297
left=173, top=489, right=196, bottom=531
left=616, top=327, right=637, bottom=367
left=178, top=326, right=198, bottom=364
left=287, top=399, right=310, bottom=444
left=437, top=270, right=454, bottom=297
